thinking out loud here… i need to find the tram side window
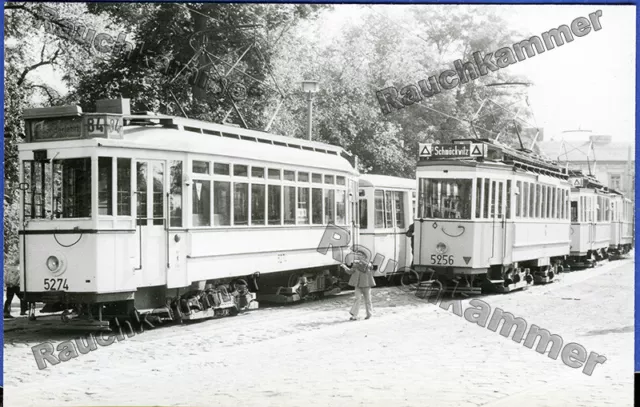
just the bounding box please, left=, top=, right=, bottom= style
left=394, top=191, right=405, bottom=228
left=311, top=188, right=323, bottom=224
left=528, top=183, right=534, bottom=218
left=137, top=162, right=148, bottom=225
left=336, top=190, right=346, bottom=225
left=234, top=182, right=249, bottom=226
left=297, top=187, right=310, bottom=225
left=192, top=180, right=211, bottom=226
left=359, top=199, right=368, bottom=229
left=497, top=182, right=504, bottom=218
left=483, top=179, right=490, bottom=218
left=268, top=185, right=281, bottom=225
left=98, top=157, right=112, bottom=215
left=552, top=188, right=557, bottom=219
left=490, top=181, right=497, bottom=217
left=251, top=184, right=265, bottom=225
left=152, top=162, right=164, bottom=225
left=169, top=160, right=182, bottom=227
left=385, top=191, right=393, bottom=228
left=117, top=158, right=131, bottom=216
left=214, top=181, right=231, bottom=226
left=505, top=180, right=511, bottom=219
left=284, top=186, right=296, bottom=225
left=596, top=197, right=601, bottom=222
left=475, top=178, right=482, bottom=218
left=535, top=185, right=541, bottom=218
left=521, top=182, right=528, bottom=218
left=324, top=189, right=335, bottom=224
left=374, top=190, right=385, bottom=227
left=571, top=201, right=578, bottom=222
left=546, top=186, right=551, bottom=218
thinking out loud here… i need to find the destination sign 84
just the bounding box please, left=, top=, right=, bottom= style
left=419, top=143, right=484, bottom=158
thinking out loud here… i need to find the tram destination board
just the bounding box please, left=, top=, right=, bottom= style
left=26, top=114, right=124, bottom=142
left=419, top=143, right=485, bottom=159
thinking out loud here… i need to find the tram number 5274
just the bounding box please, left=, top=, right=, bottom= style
left=430, top=255, right=454, bottom=265
left=44, top=278, right=68, bottom=291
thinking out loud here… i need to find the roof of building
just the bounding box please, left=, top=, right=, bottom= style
left=538, top=139, right=634, bottom=163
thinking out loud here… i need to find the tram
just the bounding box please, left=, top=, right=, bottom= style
left=567, top=172, right=612, bottom=266
left=18, top=98, right=359, bottom=328
left=608, top=191, right=634, bottom=258
left=412, top=139, right=572, bottom=294
left=357, top=174, right=415, bottom=279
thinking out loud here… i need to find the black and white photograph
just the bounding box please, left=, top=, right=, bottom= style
left=3, top=2, right=636, bottom=406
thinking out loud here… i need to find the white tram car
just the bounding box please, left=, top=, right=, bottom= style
left=18, top=99, right=359, bottom=328
left=357, top=174, right=415, bottom=279
left=567, top=173, right=613, bottom=266
left=412, top=139, right=572, bottom=293
left=608, top=191, right=634, bottom=257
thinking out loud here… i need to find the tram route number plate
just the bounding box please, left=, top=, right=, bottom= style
left=430, top=254, right=454, bottom=265
left=44, top=278, right=68, bottom=291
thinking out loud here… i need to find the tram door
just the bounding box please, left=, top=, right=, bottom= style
left=135, top=160, right=167, bottom=286
left=392, top=191, right=410, bottom=271
left=489, top=180, right=505, bottom=264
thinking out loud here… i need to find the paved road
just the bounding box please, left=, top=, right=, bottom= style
left=4, top=257, right=634, bottom=406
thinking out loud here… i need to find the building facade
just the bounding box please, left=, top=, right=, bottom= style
left=538, top=134, right=635, bottom=199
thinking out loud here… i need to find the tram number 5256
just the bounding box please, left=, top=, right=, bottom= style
left=44, top=278, right=68, bottom=291
left=430, top=255, right=454, bottom=265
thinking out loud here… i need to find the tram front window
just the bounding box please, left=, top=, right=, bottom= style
left=23, top=158, right=91, bottom=219
left=418, top=178, right=472, bottom=219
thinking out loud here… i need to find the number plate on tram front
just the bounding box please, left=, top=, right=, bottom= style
left=430, top=254, right=454, bottom=265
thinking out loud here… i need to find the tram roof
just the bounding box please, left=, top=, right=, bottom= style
left=359, top=174, right=416, bottom=190
left=98, top=125, right=357, bottom=173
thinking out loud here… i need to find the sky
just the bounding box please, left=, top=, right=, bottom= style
left=22, top=4, right=635, bottom=144
left=323, top=4, right=635, bottom=143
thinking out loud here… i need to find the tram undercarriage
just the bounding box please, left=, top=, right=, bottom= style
left=256, top=265, right=345, bottom=304
left=26, top=273, right=261, bottom=331
left=412, top=258, right=569, bottom=296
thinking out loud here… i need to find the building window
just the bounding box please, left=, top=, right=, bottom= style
left=610, top=174, right=621, bottom=190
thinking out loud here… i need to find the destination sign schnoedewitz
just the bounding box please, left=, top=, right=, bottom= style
left=419, top=143, right=484, bottom=158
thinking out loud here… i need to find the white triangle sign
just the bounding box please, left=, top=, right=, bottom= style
left=419, top=143, right=432, bottom=157
left=471, top=145, right=482, bottom=156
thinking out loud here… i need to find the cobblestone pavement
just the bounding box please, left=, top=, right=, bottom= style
left=4, top=257, right=634, bottom=406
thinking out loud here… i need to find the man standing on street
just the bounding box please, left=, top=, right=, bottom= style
left=4, top=263, right=27, bottom=318
left=341, top=259, right=376, bottom=320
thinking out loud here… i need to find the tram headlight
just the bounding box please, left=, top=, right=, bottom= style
left=436, top=242, right=448, bottom=254
left=46, top=256, right=60, bottom=272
